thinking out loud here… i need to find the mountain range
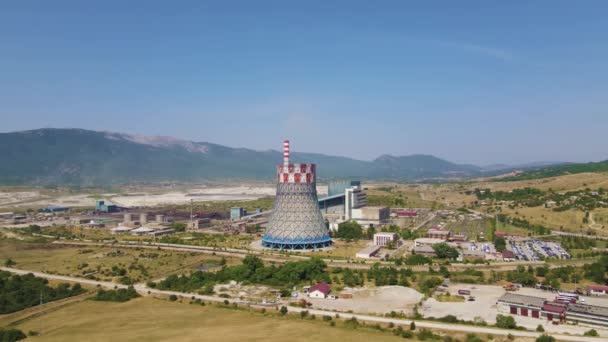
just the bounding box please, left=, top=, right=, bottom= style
left=0, top=128, right=573, bottom=186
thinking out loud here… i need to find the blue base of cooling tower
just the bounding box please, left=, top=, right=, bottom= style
left=261, top=236, right=332, bottom=250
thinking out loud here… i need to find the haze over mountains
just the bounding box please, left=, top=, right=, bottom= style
left=0, top=128, right=578, bottom=186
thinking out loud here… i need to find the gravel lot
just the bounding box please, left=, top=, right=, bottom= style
left=306, top=285, right=423, bottom=315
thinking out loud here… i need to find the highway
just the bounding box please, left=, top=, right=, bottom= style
left=0, top=266, right=600, bottom=341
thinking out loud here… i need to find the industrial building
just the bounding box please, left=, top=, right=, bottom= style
left=425, top=228, right=451, bottom=240
left=40, top=205, right=69, bottom=213
left=355, top=245, right=382, bottom=259
left=230, top=207, right=246, bottom=220
left=497, top=293, right=608, bottom=327
left=373, top=232, right=399, bottom=246
left=262, top=140, right=332, bottom=250
left=349, top=206, right=390, bottom=227
left=95, top=200, right=118, bottom=213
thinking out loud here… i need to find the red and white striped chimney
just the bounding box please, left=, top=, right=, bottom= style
left=283, top=140, right=290, bottom=166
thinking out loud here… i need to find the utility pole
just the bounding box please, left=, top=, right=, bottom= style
left=190, top=199, right=194, bottom=228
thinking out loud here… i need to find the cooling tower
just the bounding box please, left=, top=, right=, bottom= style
left=262, top=140, right=332, bottom=250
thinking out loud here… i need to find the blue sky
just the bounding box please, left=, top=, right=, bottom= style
left=1, top=1, right=607, bottom=165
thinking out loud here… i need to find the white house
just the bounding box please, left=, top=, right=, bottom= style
left=308, top=283, right=330, bottom=299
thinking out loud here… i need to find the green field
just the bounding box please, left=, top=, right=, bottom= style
left=13, top=297, right=412, bottom=342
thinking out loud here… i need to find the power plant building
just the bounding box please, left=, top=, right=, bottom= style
left=262, top=140, right=332, bottom=250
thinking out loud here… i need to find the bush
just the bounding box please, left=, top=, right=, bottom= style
left=584, top=329, right=599, bottom=337
left=416, top=329, right=440, bottom=340
left=279, top=306, right=288, bottom=315
left=401, top=330, right=413, bottom=338
left=465, top=334, right=483, bottom=342
left=0, top=328, right=26, bottom=341
left=535, top=335, right=556, bottom=342
left=92, top=286, right=139, bottom=302
left=495, top=314, right=517, bottom=329
left=300, top=310, right=309, bottom=319
left=322, top=315, right=332, bottom=321
left=536, top=324, right=544, bottom=332
left=0, top=272, right=85, bottom=313
left=410, top=321, right=416, bottom=330
left=168, top=295, right=178, bottom=302
left=343, top=317, right=360, bottom=329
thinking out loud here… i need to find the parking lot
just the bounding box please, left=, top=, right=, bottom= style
left=506, top=239, right=570, bottom=261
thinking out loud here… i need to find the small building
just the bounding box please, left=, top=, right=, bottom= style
left=373, top=232, right=399, bottom=246
left=425, top=229, right=451, bottom=240
left=40, top=205, right=69, bottom=213
left=412, top=245, right=436, bottom=257
left=355, top=245, right=382, bottom=259
left=450, top=234, right=467, bottom=242
left=130, top=226, right=155, bottom=236
left=111, top=225, right=134, bottom=234
left=0, top=212, right=14, bottom=219
left=461, top=249, right=485, bottom=260
left=587, top=285, right=608, bottom=296
left=396, top=210, right=417, bottom=217
left=502, top=250, right=516, bottom=261
left=147, top=228, right=175, bottom=237
left=414, top=238, right=445, bottom=246
left=188, top=218, right=211, bottom=230
left=308, top=282, right=330, bottom=299
left=497, top=293, right=545, bottom=318
left=230, top=207, right=246, bottom=220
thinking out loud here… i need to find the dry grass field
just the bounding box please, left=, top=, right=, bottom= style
left=0, top=240, right=233, bottom=282
left=14, top=297, right=413, bottom=342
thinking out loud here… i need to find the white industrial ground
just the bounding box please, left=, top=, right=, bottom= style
left=0, top=185, right=332, bottom=208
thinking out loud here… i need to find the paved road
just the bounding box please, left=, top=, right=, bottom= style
left=0, top=267, right=599, bottom=341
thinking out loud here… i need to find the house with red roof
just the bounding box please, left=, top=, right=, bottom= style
left=502, top=250, right=516, bottom=261
left=587, top=285, right=608, bottom=296
left=308, top=282, right=331, bottom=299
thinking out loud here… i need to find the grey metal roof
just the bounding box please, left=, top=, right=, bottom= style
left=566, top=303, right=608, bottom=318
left=497, top=293, right=545, bottom=308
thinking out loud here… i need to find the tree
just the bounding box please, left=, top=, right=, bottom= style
left=410, top=321, right=416, bottom=330
left=584, top=329, right=599, bottom=337
left=433, top=243, right=459, bottom=260
left=536, top=324, right=545, bottom=332
left=495, top=314, right=517, bottom=329
left=0, top=329, right=26, bottom=341
left=335, top=221, right=363, bottom=240
left=170, top=222, right=187, bottom=232
left=279, top=306, right=288, bottom=315
left=4, top=258, right=16, bottom=267
left=494, top=237, right=506, bottom=252
left=168, top=295, right=178, bottom=302
left=535, top=335, right=556, bottom=342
